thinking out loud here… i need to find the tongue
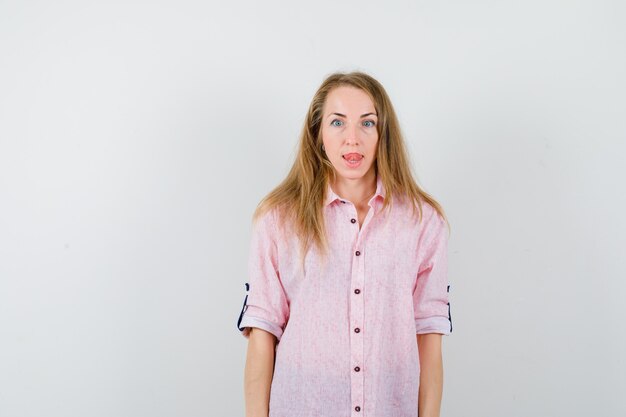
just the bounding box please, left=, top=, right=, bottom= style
left=345, top=154, right=363, bottom=160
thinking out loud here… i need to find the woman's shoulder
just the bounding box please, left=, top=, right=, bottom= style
left=393, top=196, right=446, bottom=238
left=251, top=204, right=293, bottom=238
left=252, top=205, right=278, bottom=230
left=394, top=194, right=440, bottom=221
left=415, top=199, right=448, bottom=240
left=419, top=199, right=440, bottom=220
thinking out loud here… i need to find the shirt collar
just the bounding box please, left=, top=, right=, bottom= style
left=324, top=175, right=386, bottom=211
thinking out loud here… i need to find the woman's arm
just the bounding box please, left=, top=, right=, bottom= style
left=417, top=333, right=443, bottom=417
left=244, top=327, right=277, bottom=417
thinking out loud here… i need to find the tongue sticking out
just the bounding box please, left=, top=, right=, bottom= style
left=343, top=153, right=363, bottom=161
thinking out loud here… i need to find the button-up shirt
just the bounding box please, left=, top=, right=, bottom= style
left=237, top=174, right=452, bottom=417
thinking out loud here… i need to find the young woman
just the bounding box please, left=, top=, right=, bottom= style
left=237, top=71, right=453, bottom=417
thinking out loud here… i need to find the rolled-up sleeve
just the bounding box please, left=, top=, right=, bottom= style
left=413, top=206, right=453, bottom=335
left=237, top=209, right=290, bottom=342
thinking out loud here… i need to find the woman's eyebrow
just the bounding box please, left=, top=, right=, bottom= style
left=328, top=112, right=378, bottom=118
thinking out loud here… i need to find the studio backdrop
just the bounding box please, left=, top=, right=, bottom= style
left=0, top=1, right=624, bottom=416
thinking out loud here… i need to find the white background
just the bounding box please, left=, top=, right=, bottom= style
left=1, top=1, right=625, bottom=416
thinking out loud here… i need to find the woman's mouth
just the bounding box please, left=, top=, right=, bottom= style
left=342, top=153, right=363, bottom=168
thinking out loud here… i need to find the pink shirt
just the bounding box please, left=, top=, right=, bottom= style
left=237, top=175, right=452, bottom=417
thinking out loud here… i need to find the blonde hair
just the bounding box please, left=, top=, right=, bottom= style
left=252, top=71, right=449, bottom=270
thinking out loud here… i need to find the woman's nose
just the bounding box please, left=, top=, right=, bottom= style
left=345, top=124, right=360, bottom=144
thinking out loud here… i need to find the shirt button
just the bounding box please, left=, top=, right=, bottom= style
left=354, top=366, right=360, bottom=372
left=355, top=406, right=361, bottom=412
left=354, top=289, right=360, bottom=294
left=355, top=250, right=360, bottom=256
left=354, top=327, right=360, bottom=333
left=350, top=218, right=356, bottom=223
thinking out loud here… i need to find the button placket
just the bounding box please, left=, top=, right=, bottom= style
left=350, top=209, right=366, bottom=417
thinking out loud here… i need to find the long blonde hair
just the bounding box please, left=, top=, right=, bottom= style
left=252, top=71, right=449, bottom=269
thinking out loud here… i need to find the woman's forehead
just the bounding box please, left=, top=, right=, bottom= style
left=324, top=86, right=376, bottom=116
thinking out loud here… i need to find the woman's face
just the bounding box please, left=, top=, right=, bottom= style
left=321, top=86, right=378, bottom=181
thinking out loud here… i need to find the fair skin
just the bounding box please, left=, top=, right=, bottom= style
left=244, top=328, right=276, bottom=417
left=321, top=86, right=378, bottom=228
left=417, top=333, right=444, bottom=417
left=244, top=85, right=444, bottom=417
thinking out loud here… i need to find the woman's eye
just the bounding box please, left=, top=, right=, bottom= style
left=363, top=120, right=376, bottom=127
left=331, top=119, right=343, bottom=127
